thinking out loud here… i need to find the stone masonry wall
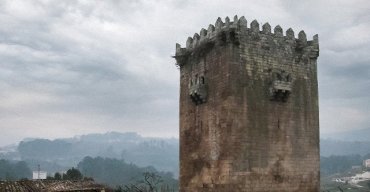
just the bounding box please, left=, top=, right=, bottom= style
left=175, top=16, right=320, bottom=192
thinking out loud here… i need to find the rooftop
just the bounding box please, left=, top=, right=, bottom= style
left=0, top=180, right=111, bottom=192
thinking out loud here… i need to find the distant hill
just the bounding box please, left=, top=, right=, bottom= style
left=320, top=128, right=370, bottom=157
left=320, top=139, right=370, bottom=157
left=0, top=132, right=179, bottom=177
left=321, top=128, right=370, bottom=142
left=2, top=130, right=370, bottom=177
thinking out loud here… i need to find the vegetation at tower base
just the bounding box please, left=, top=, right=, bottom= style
left=115, top=172, right=178, bottom=192
left=174, top=15, right=319, bottom=191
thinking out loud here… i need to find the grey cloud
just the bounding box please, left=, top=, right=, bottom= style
left=0, top=0, right=369, bottom=145
left=327, top=63, right=370, bottom=80
left=279, top=0, right=370, bottom=134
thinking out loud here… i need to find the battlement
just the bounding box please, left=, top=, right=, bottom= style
left=174, top=15, right=319, bottom=68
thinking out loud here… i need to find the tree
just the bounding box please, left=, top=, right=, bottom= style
left=117, top=172, right=164, bottom=192
left=63, top=167, right=83, bottom=180
left=142, top=172, right=163, bottom=192
left=54, top=172, right=62, bottom=180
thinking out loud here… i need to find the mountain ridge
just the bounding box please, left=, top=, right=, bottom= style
left=0, top=131, right=179, bottom=177
left=321, top=128, right=370, bottom=142
left=1, top=130, right=370, bottom=177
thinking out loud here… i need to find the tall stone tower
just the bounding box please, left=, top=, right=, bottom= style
left=174, top=16, right=319, bottom=192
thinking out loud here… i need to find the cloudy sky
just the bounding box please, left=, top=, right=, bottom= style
left=0, top=0, right=369, bottom=146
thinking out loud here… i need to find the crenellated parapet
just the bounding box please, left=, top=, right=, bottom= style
left=174, top=15, right=319, bottom=68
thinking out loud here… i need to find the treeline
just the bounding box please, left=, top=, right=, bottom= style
left=77, top=156, right=178, bottom=188
left=0, top=156, right=178, bottom=190
left=49, top=167, right=83, bottom=180
left=0, top=159, right=31, bottom=180
left=321, top=154, right=370, bottom=176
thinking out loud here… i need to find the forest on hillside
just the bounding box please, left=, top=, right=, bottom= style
left=77, top=156, right=178, bottom=188
left=0, top=159, right=31, bottom=180
left=321, top=154, right=370, bottom=176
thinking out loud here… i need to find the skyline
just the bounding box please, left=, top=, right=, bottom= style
left=0, top=0, right=369, bottom=146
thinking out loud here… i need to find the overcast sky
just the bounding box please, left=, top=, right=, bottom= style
left=0, top=0, right=369, bottom=146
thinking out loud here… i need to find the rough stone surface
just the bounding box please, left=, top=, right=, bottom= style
left=174, top=16, right=320, bottom=192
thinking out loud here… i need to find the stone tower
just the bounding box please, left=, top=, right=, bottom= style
left=174, top=16, right=319, bottom=192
